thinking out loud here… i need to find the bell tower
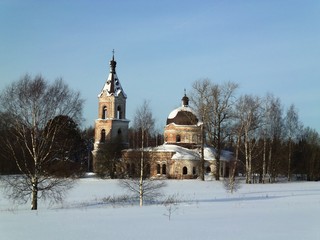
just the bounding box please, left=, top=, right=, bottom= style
left=93, top=52, right=129, bottom=171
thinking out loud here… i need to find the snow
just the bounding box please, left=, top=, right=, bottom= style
left=1, top=179, right=319, bottom=240
left=98, top=72, right=127, bottom=98
left=144, top=144, right=232, bottom=162
left=203, top=147, right=233, bottom=161
left=151, top=144, right=199, bottom=160
left=167, top=106, right=198, bottom=120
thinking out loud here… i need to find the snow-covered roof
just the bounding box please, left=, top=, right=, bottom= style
left=98, top=72, right=126, bottom=98
left=168, top=106, right=198, bottom=120
left=152, top=144, right=199, bottom=161
left=203, top=147, right=233, bottom=161
left=132, top=144, right=233, bottom=162
left=166, top=106, right=200, bottom=126
left=98, top=56, right=127, bottom=98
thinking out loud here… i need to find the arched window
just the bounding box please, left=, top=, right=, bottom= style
left=206, top=166, right=211, bottom=173
left=162, top=164, right=167, bottom=175
left=182, top=166, right=188, bottom=175
left=118, top=128, right=122, bottom=135
left=100, top=129, right=106, bottom=142
left=176, top=135, right=181, bottom=143
left=192, top=167, right=196, bottom=175
left=102, top=106, right=107, bottom=119
left=157, top=164, right=161, bottom=174
left=117, top=106, right=122, bottom=119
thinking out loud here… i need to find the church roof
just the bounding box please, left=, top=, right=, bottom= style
left=98, top=53, right=127, bottom=98
left=166, top=93, right=200, bottom=125
left=141, top=144, right=233, bottom=162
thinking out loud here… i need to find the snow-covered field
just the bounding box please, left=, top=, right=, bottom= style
left=1, top=178, right=319, bottom=240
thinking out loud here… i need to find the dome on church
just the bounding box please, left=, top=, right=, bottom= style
left=166, top=93, right=199, bottom=126
left=166, top=107, right=199, bottom=125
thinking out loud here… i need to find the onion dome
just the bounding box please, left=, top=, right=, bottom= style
left=166, top=92, right=199, bottom=125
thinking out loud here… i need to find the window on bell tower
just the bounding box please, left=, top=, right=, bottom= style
left=102, top=106, right=107, bottom=119
left=117, top=106, right=123, bottom=119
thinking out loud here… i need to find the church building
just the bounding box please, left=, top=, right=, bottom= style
left=93, top=54, right=233, bottom=178
left=92, top=53, right=129, bottom=172
left=122, top=93, right=233, bottom=179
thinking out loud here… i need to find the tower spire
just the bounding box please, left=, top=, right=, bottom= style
left=109, top=49, right=116, bottom=73
left=182, top=89, right=189, bottom=107
left=98, top=51, right=126, bottom=98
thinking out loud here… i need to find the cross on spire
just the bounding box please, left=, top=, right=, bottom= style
left=182, top=89, right=189, bottom=107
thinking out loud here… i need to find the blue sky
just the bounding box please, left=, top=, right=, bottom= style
left=1, top=0, right=319, bottom=132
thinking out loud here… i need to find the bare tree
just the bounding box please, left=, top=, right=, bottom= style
left=235, top=95, right=262, bottom=184
left=284, top=104, right=301, bottom=181
left=223, top=175, right=241, bottom=193
left=118, top=178, right=166, bottom=204
left=260, top=94, right=273, bottom=183
left=191, top=79, right=238, bottom=180
left=190, top=79, right=211, bottom=180
left=264, top=95, right=284, bottom=183
left=132, top=100, right=155, bottom=206
left=210, top=81, right=238, bottom=180
left=0, top=74, right=84, bottom=210
left=228, top=101, right=246, bottom=190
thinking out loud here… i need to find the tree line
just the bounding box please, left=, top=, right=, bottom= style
left=0, top=74, right=319, bottom=209
left=190, top=79, right=320, bottom=182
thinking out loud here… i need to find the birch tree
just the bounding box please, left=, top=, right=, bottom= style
left=260, top=95, right=272, bottom=183
left=211, top=81, right=238, bottom=180
left=0, top=74, right=83, bottom=210
left=284, top=104, right=301, bottom=181
left=132, top=100, right=155, bottom=206
left=236, top=95, right=262, bottom=183
left=264, top=95, right=284, bottom=182
left=228, top=99, right=246, bottom=189
left=190, top=79, right=212, bottom=180
left=191, top=79, right=238, bottom=180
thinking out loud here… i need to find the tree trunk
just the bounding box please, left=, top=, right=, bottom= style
left=139, top=129, right=144, bottom=207
left=215, top=125, right=221, bottom=181
left=288, top=140, right=292, bottom=181
left=244, top=136, right=252, bottom=184
left=215, top=158, right=220, bottom=180
left=268, top=142, right=273, bottom=183
left=200, top=124, right=205, bottom=181
left=139, top=155, right=143, bottom=207
left=229, top=135, right=241, bottom=193
left=31, top=176, right=38, bottom=210
left=262, top=137, right=267, bottom=183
